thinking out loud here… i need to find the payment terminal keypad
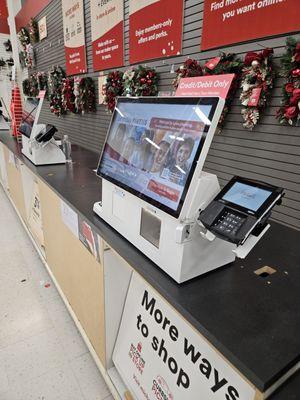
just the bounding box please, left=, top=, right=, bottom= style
left=212, top=210, right=246, bottom=236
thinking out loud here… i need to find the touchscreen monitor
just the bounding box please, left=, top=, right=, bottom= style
left=222, top=182, right=273, bottom=212
left=97, top=97, right=219, bottom=217
left=19, top=98, right=40, bottom=138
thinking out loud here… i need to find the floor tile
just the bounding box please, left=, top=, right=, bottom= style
left=72, top=353, right=111, bottom=400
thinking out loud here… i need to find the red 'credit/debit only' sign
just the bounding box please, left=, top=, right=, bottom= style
left=175, top=74, right=235, bottom=99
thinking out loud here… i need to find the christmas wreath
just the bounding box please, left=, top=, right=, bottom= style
left=103, top=70, right=124, bottom=112
left=276, top=38, right=300, bottom=126
left=123, top=65, right=158, bottom=97
left=18, top=27, right=35, bottom=69
left=204, top=52, right=243, bottom=129
left=48, top=66, right=66, bottom=117
left=77, top=77, right=96, bottom=114
left=173, top=58, right=203, bottom=89
left=240, top=49, right=275, bottom=130
left=62, top=78, right=76, bottom=113
left=29, top=18, right=39, bottom=44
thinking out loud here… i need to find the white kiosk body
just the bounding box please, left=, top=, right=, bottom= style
left=94, top=97, right=236, bottom=283
left=20, top=97, right=66, bottom=165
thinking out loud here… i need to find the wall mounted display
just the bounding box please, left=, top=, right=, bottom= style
left=38, top=16, right=47, bottom=40
left=201, top=0, right=300, bottom=51
left=0, top=0, right=9, bottom=34
left=129, top=0, right=184, bottom=64
left=62, top=0, right=87, bottom=76
left=90, top=0, right=124, bottom=71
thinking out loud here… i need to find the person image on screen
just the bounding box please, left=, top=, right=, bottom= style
left=119, top=137, right=135, bottom=164
left=167, top=137, right=194, bottom=185
left=105, top=123, right=126, bottom=161
left=150, top=140, right=170, bottom=177
left=129, top=129, right=154, bottom=171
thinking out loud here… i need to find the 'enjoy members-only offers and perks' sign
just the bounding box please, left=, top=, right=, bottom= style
left=129, top=0, right=184, bottom=64
left=113, top=272, right=256, bottom=400
left=62, top=0, right=87, bottom=76
left=91, top=0, right=124, bottom=71
left=202, top=0, right=300, bottom=51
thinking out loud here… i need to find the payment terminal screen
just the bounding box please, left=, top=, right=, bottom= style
left=222, top=182, right=273, bottom=212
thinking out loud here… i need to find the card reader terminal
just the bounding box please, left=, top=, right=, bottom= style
left=199, top=176, right=284, bottom=245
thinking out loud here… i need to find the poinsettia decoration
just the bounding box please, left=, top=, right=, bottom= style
left=103, top=71, right=124, bottom=112
left=48, top=66, right=66, bottom=117
left=77, top=77, right=96, bottom=114
left=173, top=58, right=203, bottom=89
left=276, top=38, right=300, bottom=126
left=62, top=78, right=76, bottom=113
left=123, top=65, right=158, bottom=97
left=204, top=52, right=243, bottom=129
left=240, top=48, right=275, bottom=130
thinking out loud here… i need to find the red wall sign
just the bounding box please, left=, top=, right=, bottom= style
left=91, top=0, right=124, bottom=72
left=0, top=0, right=9, bottom=34
left=15, top=0, right=51, bottom=32
left=202, top=0, right=300, bottom=51
left=175, top=74, right=235, bottom=99
left=129, top=0, right=184, bottom=64
left=62, top=0, right=87, bottom=76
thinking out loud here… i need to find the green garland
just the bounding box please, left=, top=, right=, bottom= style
left=48, top=66, right=66, bottom=117
left=123, top=65, right=158, bottom=97
left=29, top=18, right=39, bottom=44
left=77, top=77, right=96, bottom=114
left=276, top=37, right=300, bottom=126
left=103, top=71, right=124, bottom=112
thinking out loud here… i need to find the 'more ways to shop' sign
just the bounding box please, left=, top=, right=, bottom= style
left=129, top=0, right=184, bottom=64
left=175, top=74, right=235, bottom=99
left=202, top=0, right=300, bottom=51
left=113, top=272, right=256, bottom=400
left=62, top=0, right=87, bottom=76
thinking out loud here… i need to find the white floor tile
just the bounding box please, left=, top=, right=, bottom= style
left=72, top=353, right=111, bottom=400
left=56, top=320, right=89, bottom=360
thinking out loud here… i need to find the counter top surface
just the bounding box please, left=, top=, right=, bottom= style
left=1, top=132, right=299, bottom=393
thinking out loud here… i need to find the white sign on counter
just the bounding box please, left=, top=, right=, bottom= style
left=60, top=200, right=79, bottom=238
left=113, top=272, right=256, bottom=400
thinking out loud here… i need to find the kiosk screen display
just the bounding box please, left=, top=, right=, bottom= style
left=222, top=182, right=273, bottom=212
left=19, top=98, right=40, bottom=138
left=97, top=97, right=219, bottom=217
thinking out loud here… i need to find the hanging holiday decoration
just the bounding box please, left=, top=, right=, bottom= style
left=36, top=71, right=48, bottom=92
left=18, top=27, right=30, bottom=48
left=0, top=58, right=6, bottom=67
left=103, top=70, right=124, bottom=112
left=173, top=58, right=203, bottom=89
left=62, top=78, right=77, bottom=113
left=77, top=77, right=96, bottom=114
left=22, top=78, right=31, bottom=97
left=48, top=66, right=66, bottom=117
left=276, top=38, right=300, bottom=127
left=3, top=39, right=12, bottom=52
left=123, top=65, right=158, bottom=97
left=29, top=18, right=39, bottom=44
left=240, top=49, right=275, bottom=130
left=204, top=52, right=243, bottom=129
left=18, top=27, right=35, bottom=69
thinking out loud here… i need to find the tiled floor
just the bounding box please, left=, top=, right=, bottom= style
left=0, top=186, right=114, bottom=400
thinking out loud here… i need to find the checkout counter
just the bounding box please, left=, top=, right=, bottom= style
left=0, top=131, right=299, bottom=399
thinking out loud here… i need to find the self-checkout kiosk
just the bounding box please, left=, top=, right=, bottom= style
left=20, top=97, right=66, bottom=165
left=94, top=97, right=284, bottom=283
